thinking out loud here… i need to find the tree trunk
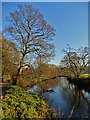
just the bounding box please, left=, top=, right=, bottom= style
left=16, top=55, right=25, bottom=86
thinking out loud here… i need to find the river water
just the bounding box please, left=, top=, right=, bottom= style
left=27, top=77, right=90, bottom=118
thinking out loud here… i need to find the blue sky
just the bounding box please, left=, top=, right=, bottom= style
left=2, top=2, right=88, bottom=65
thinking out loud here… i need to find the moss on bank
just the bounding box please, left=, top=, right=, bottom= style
left=1, top=85, right=55, bottom=119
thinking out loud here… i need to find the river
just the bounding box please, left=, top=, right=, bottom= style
left=27, top=77, right=90, bottom=118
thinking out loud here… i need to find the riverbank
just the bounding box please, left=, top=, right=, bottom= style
left=1, top=85, right=56, bottom=119
left=67, top=77, right=90, bottom=92
left=30, top=77, right=89, bottom=118
left=0, top=82, right=10, bottom=87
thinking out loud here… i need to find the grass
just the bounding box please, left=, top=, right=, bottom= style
left=79, top=74, right=90, bottom=78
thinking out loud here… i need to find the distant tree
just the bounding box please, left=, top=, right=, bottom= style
left=22, top=66, right=34, bottom=81
left=34, top=54, right=51, bottom=77
left=60, top=45, right=89, bottom=78
left=34, top=62, right=58, bottom=78
left=3, top=5, right=55, bottom=85
left=2, top=38, right=20, bottom=83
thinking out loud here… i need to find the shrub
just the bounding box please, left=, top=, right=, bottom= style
left=1, top=85, right=53, bottom=119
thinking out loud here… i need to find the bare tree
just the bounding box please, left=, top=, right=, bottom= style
left=3, top=4, right=55, bottom=85
left=60, top=45, right=89, bottom=78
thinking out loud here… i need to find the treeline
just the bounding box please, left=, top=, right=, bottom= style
left=2, top=38, right=59, bottom=87
left=2, top=38, right=89, bottom=87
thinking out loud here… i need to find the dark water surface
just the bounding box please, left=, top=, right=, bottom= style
left=27, top=77, right=90, bottom=118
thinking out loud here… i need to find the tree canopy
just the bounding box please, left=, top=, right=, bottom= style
left=2, top=38, right=20, bottom=82
left=3, top=4, right=56, bottom=85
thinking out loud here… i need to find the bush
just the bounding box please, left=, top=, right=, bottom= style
left=1, top=85, right=53, bottom=119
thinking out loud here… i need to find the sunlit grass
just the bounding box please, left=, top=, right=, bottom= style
left=79, top=74, right=90, bottom=78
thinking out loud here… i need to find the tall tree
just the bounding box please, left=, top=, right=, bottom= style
left=60, top=45, right=89, bottom=78
left=2, top=38, right=20, bottom=82
left=3, top=5, right=55, bottom=85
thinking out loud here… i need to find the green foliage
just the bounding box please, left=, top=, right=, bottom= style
left=1, top=85, right=53, bottom=119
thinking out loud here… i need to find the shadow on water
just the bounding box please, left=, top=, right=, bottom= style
left=28, top=77, right=90, bottom=118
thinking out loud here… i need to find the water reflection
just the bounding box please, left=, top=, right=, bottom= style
left=28, top=77, right=90, bottom=118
